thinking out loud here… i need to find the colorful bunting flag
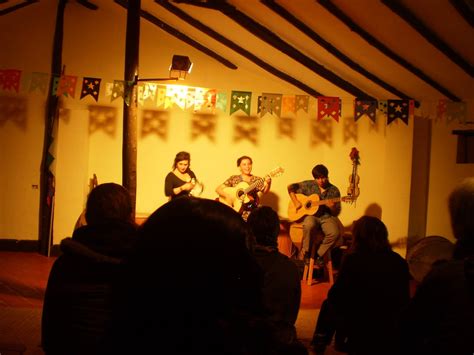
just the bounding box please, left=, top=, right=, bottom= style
left=282, top=96, right=296, bottom=114
left=156, top=86, right=166, bottom=107
left=0, top=69, right=22, bottom=93
left=446, top=101, right=467, bottom=124
left=258, top=93, right=282, bottom=118
left=29, top=72, right=49, bottom=94
left=203, top=89, right=217, bottom=112
left=216, top=92, right=228, bottom=112
left=230, top=91, right=251, bottom=115
left=378, top=100, right=388, bottom=115
left=296, top=95, right=309, bottom=112
left=437, top=99, right=447, bottom=120
left=56, top=75, right=78, bottom=98
left=317, top=96, right=341, bottom=121
left=80, top=77, right=101, bottom=101
left=111, top=80, right=125, bottom=102
left=387, top=99, right=409, bottom=125
left=354, top=99, right=377, bottom=122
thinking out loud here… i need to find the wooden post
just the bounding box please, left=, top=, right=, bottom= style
left=122, top=0, right=140, bottom=216
left=38, top=0, right=66, bottom=256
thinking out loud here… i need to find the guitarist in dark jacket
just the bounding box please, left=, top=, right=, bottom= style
left=287, top=164, right=341, bottom=265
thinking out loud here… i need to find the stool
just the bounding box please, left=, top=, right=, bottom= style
left=297, top=219, right=347, bottom=286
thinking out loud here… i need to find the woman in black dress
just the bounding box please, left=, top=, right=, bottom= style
left=164, top=151, right=197, bottom=200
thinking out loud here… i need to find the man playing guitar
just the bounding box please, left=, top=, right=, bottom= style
left=287, top=164, right=341, bottom=265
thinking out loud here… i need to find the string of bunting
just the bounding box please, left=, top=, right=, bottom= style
left=0, top=68, right=469, bottom=125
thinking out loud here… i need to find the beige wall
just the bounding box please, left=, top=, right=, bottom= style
left=1, top=1, right=472, bottom=251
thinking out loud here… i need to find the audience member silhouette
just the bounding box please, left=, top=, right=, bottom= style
left=398, top=177, right=474, bottom=355
left=247, top=206, right=302, bottom=345
left=106, top=197, right=307, bottom=355
left=42, top=183, right=138, bottom=355
left=311, top=216, right=410, bottom=355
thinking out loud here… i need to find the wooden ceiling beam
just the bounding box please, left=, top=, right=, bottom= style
left=261, top=0, right=416, bottom=104
left=449, top=0, right=474, bottom=27
left=381, top=0, right=473, bottom=78
left=157, top=0, right=323, bottom=97
left=177, top=0, right=375, bottom=99
left=114, top=0, right=238, bottom=70
left=0, top=0, right=38, bottom=16
left=317, top=0, right=461, bottom=101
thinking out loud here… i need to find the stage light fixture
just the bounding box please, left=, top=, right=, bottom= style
left=135, top=55, right=193, bottom=83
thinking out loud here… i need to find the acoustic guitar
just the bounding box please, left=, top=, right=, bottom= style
left=219, top=166, right=284, bottom=213
left=287, top=193, right=354, bottom=222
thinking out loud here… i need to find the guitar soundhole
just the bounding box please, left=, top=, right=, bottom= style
left=237, top=190, right=245, bottom=199
left=305, top=201, right=312, bottom=209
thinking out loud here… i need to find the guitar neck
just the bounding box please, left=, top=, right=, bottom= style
left=319, top=197, right=342, bottom=205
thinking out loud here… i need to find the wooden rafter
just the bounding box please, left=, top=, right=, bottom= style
left=156, top=0, right=323, bottom=97
left=261, top=0, right=417, bottom=104
left=195, top=0, right=375, bottom=99
left=115, top=0, right=237, bottom=70
left=0, top=0, right=37, bottom=16
left=317, top=0, right=461, bottom=102
left=449, top=0, right=474, bottom=27
left=382, top=0, right=473, bottom=78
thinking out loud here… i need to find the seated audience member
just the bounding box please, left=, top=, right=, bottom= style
left=311, top=216, right=410, bottom=355
left=106, top=197, right=307, bottom=355
left=42, top=183, right=137, bottom=355
left=398, top=177, right=474, bottom=355
left=247, top=206, right=302, bottom=344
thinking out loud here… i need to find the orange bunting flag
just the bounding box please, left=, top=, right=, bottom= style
left=282, top=96, right=296, bottom=114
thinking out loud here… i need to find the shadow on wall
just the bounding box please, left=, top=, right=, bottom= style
left=0, top=95, right=28, bottom=131
left=260, top=191, right=280, bottom=214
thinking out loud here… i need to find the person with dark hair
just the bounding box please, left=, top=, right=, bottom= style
left=165, top=151, right=199, bottom=200
left=106, top=197, right=307, bottom=355
left=42, top=183, right=138, bottom=355
left=311, top=216, right=410, bottom=355
left=398, top=177, right=474, bottom=355
left=247, top=206, right=302, bottom=345
left=287, top=164, right=342, bottom=265
left=216, top=155, right=271, bottom=220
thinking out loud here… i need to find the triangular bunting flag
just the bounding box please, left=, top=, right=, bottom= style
left=216, top=92, right=227, bottom=112
left=0, top=69, right=22, bottom=93
left=387, top=99, right=409, bottom=125
left=446, top=101, right=467, bottom=124
left=317, top=96, right=341, bottom=121
left=437, top=99, right=447, bottom=120
left=282, top=96, right=296, bottom=114
left=230, top=90, right=251, bottom=115
left=29, top=72, right=49, bottom=94
left=295, top=95, right=309, bottom=112
left=203, top=89, right=217, bottom=112
left=258, top=93, right=282, bottom=117
left=80, top=77, right=101, bottom=101
left=56, top=75, right=78, bottom=98
left=378, top=101, right=388, bottom=115
left=354, top=99, right=377, bottom=122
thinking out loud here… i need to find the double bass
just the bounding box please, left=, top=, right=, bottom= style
left=347, top=147, right=360, bottom=199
